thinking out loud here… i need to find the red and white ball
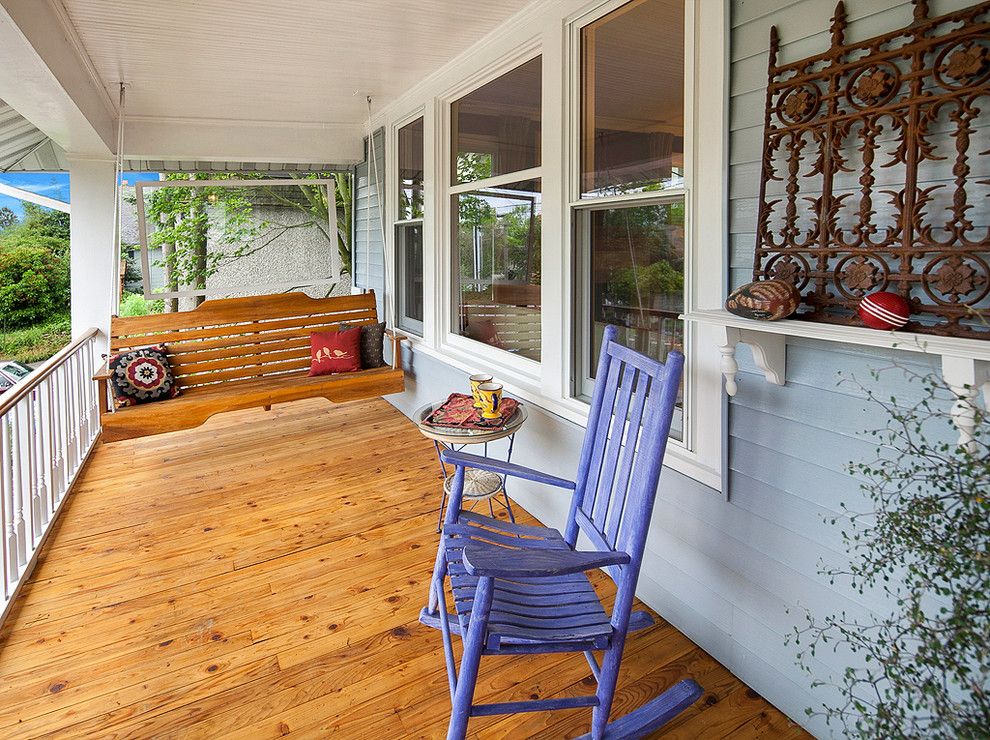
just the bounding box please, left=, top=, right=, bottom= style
left=858, top=291, right=911, bottom=330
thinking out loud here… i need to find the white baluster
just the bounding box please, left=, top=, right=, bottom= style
left=86, top=340, right=99, bottom=443
left=1, top=415, right=15, bottom=588
left=28, top=391, right=42, bottom=540
left=56, top=363, right=68, bottom=499
left=11, top=405, right=26, bottom=568
left=35, top=387, right=50, bottom=529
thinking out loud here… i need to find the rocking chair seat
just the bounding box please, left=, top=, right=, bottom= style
left=443, top=512, right=613, bottom=647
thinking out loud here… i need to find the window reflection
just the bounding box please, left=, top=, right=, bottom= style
left=455, top=179, right=541, bottom=361
left=452, top=57, right=542, bottom=184
left=581, top=0, right=684, bottom=197
left=398, top=118, right=424, bottom=220
left=585, top=201, right=685, bottom=438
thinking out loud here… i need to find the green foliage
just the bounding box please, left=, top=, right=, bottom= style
left=456, top=152, right=493, bottom=183
left=0, top=206, right=17, bottom=231
left=0, top=312, right=70, bottom=363
left=0, top=202, right=70, bottom=257
left=118, top=291, right=164, bottom=317
left=606, top=260, right=684, bottom=306
left=793, top=369, right=990, bottom=738
left=0, top=246, right=70, bottom=329
left=20, top=203, right=69, bottom=242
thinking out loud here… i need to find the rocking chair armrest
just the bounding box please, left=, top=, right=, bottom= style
left=462, top=541, right=631, bottom=578
left=439, top=450, right=576, bottom=490
left=93, top=362, right=112, bottom=381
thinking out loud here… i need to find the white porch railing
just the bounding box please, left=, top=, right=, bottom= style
left=0, top=328, right=102, bottom=621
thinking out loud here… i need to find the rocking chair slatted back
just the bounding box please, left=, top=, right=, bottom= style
left=565, top=325, right=682, bottom=575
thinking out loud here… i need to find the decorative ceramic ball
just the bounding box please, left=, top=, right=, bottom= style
left=725, top=280, right=801, bottom=321
left=858, top=291, right=911, bottom=330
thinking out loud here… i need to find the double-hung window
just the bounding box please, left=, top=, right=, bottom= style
left=396, top=117, right=425, bottom=335
left=572, top=0, right=687, bottom=440
left=450, top=56, right=543, bottom=363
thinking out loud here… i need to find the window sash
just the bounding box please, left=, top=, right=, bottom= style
left=572, top=195, right=686, bottom=440
left=396, top=219, right=425, bottom=335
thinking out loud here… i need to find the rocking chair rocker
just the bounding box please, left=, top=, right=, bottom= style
left=420, top=325, right=702, bottom=739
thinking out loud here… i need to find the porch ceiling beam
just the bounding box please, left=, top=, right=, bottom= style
left=0, top=0, right=114, bottom=156
left=123, top=117, right=366, bottom=167
left=0, top=181, right=70, bottom=213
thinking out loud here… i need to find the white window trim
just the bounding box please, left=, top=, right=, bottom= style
left=389, top=108, right=427, bottom=336
left=557, top=0, right=726, bottom=490
left=436, top=42, right=545, bottom=378
left=376, top=0, right=727, bottom=492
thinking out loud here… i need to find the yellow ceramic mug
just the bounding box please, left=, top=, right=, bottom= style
left=469, top=373, right=493, bottom=409
left=476, top=382, right=504, bottom=420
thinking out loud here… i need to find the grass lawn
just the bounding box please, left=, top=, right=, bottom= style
left=0, top=313, right=72, bottom=364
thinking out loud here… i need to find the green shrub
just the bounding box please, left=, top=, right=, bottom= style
left=0, top=246, right=70, bottom=329
left=119, top=291, right=164, bottom=317
left=0, top=203, right=69, bottom=257
left=0, top=313, right=71, bottom=363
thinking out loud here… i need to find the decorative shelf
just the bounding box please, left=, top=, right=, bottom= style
left=683, top=310, right=990, bottom=449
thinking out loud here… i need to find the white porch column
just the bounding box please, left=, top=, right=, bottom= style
left=67, top=156, right=117, bottom=344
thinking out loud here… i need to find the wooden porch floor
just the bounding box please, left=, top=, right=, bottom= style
left=0, top=398, right=807, bottom=738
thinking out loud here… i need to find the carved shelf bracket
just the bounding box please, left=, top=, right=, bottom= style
left=717, top=326, right=787, bottom=396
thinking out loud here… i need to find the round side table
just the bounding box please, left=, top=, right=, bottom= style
left=415, top=401, right=528, bottom=532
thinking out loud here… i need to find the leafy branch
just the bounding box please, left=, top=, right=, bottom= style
left=792, top=365, right=989, bottom=738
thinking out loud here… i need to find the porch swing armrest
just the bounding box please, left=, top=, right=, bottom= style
left=384, top=329, right=408, bottom=370
left=462, top=541, right=630, bottom=578
left=439, top=450, right=575, bottom=490
left=93, top=362, right=112, bottom=381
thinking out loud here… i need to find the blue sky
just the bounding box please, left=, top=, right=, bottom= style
left=0, top=171, right=160, bottom=220
left=0, top=173, right=70, bottom=217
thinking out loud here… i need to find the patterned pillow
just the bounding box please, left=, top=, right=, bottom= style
left=108, top=345, right=180, bottom=408
left=340, top=322, right=386, bottom=368
left=309, top=327, right=362, bottom=375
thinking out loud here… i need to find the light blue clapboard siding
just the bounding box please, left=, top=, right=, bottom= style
left=382, top=2, right=977, bottom=736
left=353, top=127, right=386, bottom=316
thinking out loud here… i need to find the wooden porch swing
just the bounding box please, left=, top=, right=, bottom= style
left=94, top=291, right=406, bottom=443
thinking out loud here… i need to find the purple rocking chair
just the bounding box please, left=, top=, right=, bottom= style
left=420, top=325, right=702, bottom=739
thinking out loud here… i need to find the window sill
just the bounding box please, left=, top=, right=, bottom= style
left=402, top=335, right=723, bottom=492
left=684, top=309, right=990, bottom=450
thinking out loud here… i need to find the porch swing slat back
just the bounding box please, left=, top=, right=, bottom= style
left=94, top=291, right=405, bottom=442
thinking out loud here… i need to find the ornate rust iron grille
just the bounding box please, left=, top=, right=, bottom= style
left=752, top=0, right=990, bottom=337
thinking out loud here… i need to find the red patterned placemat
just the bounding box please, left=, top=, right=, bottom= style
left=423, top=393, right=520, bottom=430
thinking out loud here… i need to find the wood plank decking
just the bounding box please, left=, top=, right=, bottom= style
left=0, top=398, right=808, bottom=738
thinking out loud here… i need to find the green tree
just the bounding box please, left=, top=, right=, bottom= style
left=0, top=203, right=70, bottom=256
left=0, top=246, right=70, bottom=328
left=147, top=173, right=264, bottom=306
left=0, top=206, right=17, bottom=231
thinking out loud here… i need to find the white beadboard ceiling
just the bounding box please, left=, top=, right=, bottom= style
left=58, top=0, right=535, bottom=125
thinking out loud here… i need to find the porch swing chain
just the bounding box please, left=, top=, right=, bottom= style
left=109, top=83, right=127, bottom=318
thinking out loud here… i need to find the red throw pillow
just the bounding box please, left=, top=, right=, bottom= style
left=309, top=327, right=362, bottom=376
